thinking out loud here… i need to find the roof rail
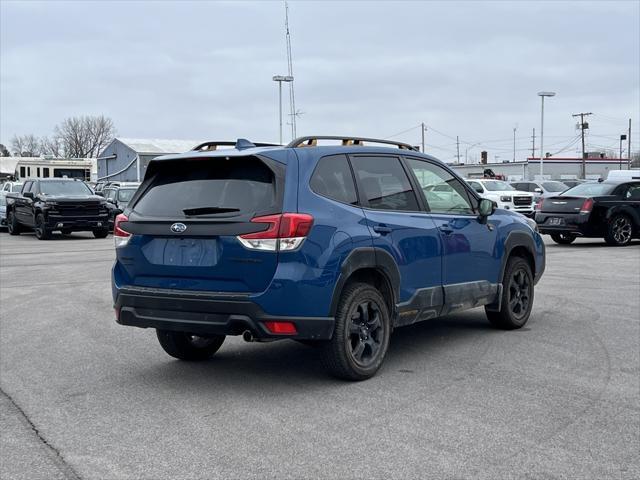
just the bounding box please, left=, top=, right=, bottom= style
left=192, top=139, right=281, bottom=152
left=286, top=136, right=419, bottom=151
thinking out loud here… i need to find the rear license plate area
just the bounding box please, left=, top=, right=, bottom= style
left=141, top=238, right=219, bottom=266
left=547, top=217, right=565, bottom=226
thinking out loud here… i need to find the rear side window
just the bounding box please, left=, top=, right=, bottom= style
left=310, top=154, right=357, bottom=205
left=350, top=156, right=419, bottom=211
left=134, top=156, right=279, bottom=218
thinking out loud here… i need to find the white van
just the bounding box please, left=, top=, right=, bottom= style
left=607, top=170, right=640, bottom=181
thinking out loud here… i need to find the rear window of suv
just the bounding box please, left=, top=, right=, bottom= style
left=133, top=157, right=278, bottom=218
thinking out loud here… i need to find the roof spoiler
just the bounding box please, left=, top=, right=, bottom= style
left=192, top=139, right=281, bottom=152
left=287, top=136, right=419, bottom=151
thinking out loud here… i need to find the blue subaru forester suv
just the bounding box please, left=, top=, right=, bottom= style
left=112, top=136, right=545, bottom=380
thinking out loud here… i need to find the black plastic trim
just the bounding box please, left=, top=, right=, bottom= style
left=328, top=247, right=400, bottom=317
left=115, top=286, right=334, bottom=340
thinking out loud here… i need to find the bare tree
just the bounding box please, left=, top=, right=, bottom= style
left=0, top=143, right=10, bottom=157
left=54, top=115, right=116, bottom=158
left=11, top=134, right=41, bottom=157
left=40, top=135, right=63, bottom=157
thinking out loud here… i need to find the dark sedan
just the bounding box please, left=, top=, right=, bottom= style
left=535, top=180, right=640, bottom=246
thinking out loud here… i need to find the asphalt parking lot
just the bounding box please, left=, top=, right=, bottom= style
left=1, top=231, right=638, bottom=480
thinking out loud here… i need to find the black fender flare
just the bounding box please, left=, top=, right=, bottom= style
left=498, top=230, right=537, bottom=284
left=328, top=247, right=401, bottom=317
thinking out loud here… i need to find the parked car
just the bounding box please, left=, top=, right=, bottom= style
left=535, top=180, right=640, bottom=246
left=0, top=195, right=7, bottom=228
left=112, top=136, right=545, bottom=380
left=1, top=181, right=24, bottom=196
left=466, top=179, right=535, bottom=217
left=6, top=179, right=111, bottom=239
left=607, top=170, right=640, bottom=181
left=103, top=183, right=140, bottom=229
left=511, top=180, right=569, bottom=200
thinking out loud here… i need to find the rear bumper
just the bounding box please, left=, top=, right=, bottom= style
left=114, top=285, right=335, bottom=340
left=535, top=212, right=596, bottom=236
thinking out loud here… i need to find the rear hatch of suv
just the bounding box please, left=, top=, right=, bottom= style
left=114, top=154, right=285, bottom=293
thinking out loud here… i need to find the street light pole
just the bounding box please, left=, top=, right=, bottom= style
left=273, top=75, right=294, bottom=144
left=537, top=91, right=556, bottom=178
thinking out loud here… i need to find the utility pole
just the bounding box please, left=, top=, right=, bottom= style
left=572, top=112, right=592, bottom=178
left=421, top=123, right=426, bottom=153
left=513, top=126, right=517, bottom=162
left=531, top=128, right=536, bottom=158
left=456, top=136, right=460, bottom=164
left=629, top=118, right=632, bottom=169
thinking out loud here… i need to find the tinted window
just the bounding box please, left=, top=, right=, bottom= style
left=561, top=183, right=616, bottom=196
left=310, top=154, right=357, bottom=205
left=40, top=181, right=92, bottom=196
left=134, top=156, right=278, bottom=218
left=12, top=184, right=22, bottom=192
left=22, top=181, right=32, bottom=193
left=350, top=156, right=419, bottom=211
left=406, top=159, right=475, bottom=215
left=622, top=183, right=640, bottom=200
left=468, top=181, right=484, bottom=193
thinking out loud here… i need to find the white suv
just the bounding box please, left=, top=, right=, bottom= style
left=466, top=179, right=535, bottom=217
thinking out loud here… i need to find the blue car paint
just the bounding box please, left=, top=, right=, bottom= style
left=112, top=143, right=545, bottom=320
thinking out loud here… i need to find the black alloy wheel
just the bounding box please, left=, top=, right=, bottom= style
left=508, top=268, right=531, bottom=322
left=35, top=214, right=51, bottom=240
left=320, top=282, right=391, bottom=381
left=606, top=214, right=633, bottom=246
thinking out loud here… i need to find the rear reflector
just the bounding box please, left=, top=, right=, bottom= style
left=264, top=321, right=298, bottom=335
left=237, top=213, right=314, bottom=251
left=580, top=198, right=594, bottom=214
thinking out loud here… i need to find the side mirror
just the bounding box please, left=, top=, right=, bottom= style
left=478, top=198, right=496, bottom=220
left=534, top=188, right=543, bottom=194
left=23, top=191, right=34, bottom=199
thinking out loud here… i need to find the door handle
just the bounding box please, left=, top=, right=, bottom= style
left=438, top=223, right=453, bottom=234
left=373, top=224, right=392, bottom=235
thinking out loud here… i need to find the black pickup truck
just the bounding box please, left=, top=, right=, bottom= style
left=6, top=179, right=111, bottom=240
left=535, top=180, right=640, bottom=246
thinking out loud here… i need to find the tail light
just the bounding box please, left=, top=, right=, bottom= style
left=238, top=213, right=313, bottom=251
left=114, top=213, right=131, bottom=248
left=535, top=198, right=544, bottom=211
left=264, top=321, right=297, bottom=334
left=580, top=198, right=594, bottom=214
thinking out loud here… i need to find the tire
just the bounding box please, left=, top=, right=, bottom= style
left=604, top=214, right=633, bottom=246
left=320, top=282, right=391, bottom=381
left=485, top=256, right=534, bottom=330
left=34, top=214, right=51, bottom=240
left=7, top=211, right=21, bottom=235
left=156, top=330, right=225, bottom=361
left=550, top=233, right=576, bottom=245
left=93, top=228, right=109, bottom=239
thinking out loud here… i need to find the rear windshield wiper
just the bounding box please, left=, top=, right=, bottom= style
left=182, top=206, right=240, bottom=216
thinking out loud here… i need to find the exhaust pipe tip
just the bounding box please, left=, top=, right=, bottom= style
left=242, top=330, right=254, bottom=342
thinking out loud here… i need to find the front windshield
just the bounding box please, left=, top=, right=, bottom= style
left=483, top=181, right=514, bottom=191
left=542, top=181, right=567, bottom=192
left=40, top=181, right=93, bottom=196
left=561, top=182, right=615, bottom=197
left=118, top=188, right=136, bottom=202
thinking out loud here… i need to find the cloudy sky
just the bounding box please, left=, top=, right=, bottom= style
left=1, top=0, right=638, bottom=162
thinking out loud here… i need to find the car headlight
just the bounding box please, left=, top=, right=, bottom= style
left=500, top=196, right=512, bottom=202
left=525, top=216, right=538, bottom=232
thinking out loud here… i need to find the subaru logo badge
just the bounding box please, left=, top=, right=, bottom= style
left=170, top=222, right=187, bottom=233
